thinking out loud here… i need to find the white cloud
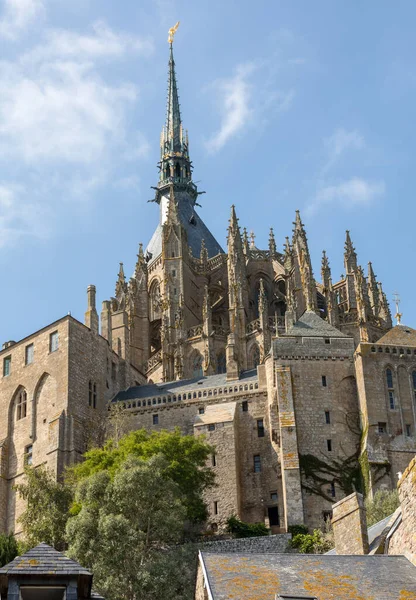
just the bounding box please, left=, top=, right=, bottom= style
left=322, top=128, right=365, bottom=173
left=0, top=0, right=44, bottom=40
left=307, top=177, right=385, bottom=216
left=0, top=183, right=49, bottom=246
left=206, top=63, right=255, bottom=153
left=23, top=20, right=153, bottom=64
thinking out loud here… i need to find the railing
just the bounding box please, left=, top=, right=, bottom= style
left=144, top=350, right=162, bottom=373
left=249, top=249, right=270, bottom=261
left=189, top=253, right=226, bottom=273
left=118, top=380, right=261, bottom=412
left=187, top=324, right=203, bottom=339
left=213, top=325, right=228, bottom=337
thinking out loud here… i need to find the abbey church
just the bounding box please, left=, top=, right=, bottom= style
left=0, top=36, right=415, bottom=535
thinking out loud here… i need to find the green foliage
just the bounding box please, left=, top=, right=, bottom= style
left=288, top=524, right=308, bottom=536
left=290, top=528, right=334, bottom=554
left=67, top=455, right=195, bottom=600
left=226, top=515, right=269, bottom=538
left=14, top=466, right=73, bottom=550
left=0, top=534, right=18, bottom=567
left=365, top=489, right=399, bottom=527
left=68, top=428, right=215, bottom=523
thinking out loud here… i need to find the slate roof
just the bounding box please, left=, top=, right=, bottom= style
left=146, top=191, right=224, bottom=261
left=285, top=310, right=349, bottom=338
left=113, top=369, right=258, bottom=402
left=199, top=552, right=416, bottom=600
left=0, top=543, right=91, bottom=576
left=376, top=324, right=416, bottom=347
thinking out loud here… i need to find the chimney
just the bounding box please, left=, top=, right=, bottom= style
left=332, top=492, right=369, bottom=555
left=85, top=285, right=99, bottom=334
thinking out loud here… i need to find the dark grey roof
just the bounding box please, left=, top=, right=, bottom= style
left=0, top=543, right=91, bottom=576
left=200, top=552, right=416, bottom=599
left=285, top=310, right=349, bottom=338
left=146, top=190, right=224, bottom=261
left=113, top=369, right=258, bottom=402
left=326, top=513, right=394, bottom=555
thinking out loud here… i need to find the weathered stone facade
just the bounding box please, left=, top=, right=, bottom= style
left=388, top=455, right=416, bottom=565
left=1, top=37, right=415, bottom=535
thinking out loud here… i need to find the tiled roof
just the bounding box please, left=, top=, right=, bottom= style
left=376, top=324, right=416, bottom=346
left=285, top=310, right=349, bottom=338
left=0, top=543, right=91, bottom=576
left=194, top=402, right=236, bottom=426
left=200, top=552, right=416, bottom=599
left=113, top=369, right=258, bottom=402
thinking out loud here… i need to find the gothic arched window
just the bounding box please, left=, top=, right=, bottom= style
left=17, top=389, right=27, bottom=420
left=217, top=352, right=226, bottom=374
left=386, top=368, right=395, bottom=410
left=175, top=163, right=181, bottom=178
left=192, top=353, right=203, bottom=378
left=250, top=345, right=261, bottom=370
left=149, top=280, right=162, bottom=322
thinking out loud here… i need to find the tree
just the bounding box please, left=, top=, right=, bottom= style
left=14, top=466, right=73, bottom=550
left=67, top=455, right=195, bottom=600
left=69, top=428, right=215, bottom=523
left=226, top=515, right=269, bottom=538
left=365, top=489, right=399, bottom=527
left=0, top=534, right=18, bottom=567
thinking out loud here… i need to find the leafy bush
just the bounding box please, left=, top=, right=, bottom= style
left=288, top=524, right=308, bottom=536
left=0, top=534, right=18, bottom=567
left=365, top=489, right=399, bottom=527
left=290, top=528, right=334, bottom=554
left=226, top=515, right=269, bottom=538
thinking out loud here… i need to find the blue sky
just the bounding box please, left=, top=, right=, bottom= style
left=0, top=0, right=415, bottom=342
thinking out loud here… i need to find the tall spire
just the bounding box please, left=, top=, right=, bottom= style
left=344, top=230, right=358, bottom=273
left=165, top=43, right=182, bottom=153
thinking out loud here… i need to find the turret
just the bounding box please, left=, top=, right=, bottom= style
left=84, top=285, right=99, bottom=335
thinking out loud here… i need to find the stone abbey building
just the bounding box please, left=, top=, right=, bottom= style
left=0, top=37, right=415, bottom=535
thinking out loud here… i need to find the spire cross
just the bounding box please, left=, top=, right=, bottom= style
left=393, top=292, right=402, bottom=325
left=250, top=230, right=256, bottom=248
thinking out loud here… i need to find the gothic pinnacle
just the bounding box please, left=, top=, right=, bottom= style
left=269, top=227, right=276, bottom=256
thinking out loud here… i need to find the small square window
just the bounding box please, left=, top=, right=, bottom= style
left=324, top=338, right=330, bottom=345
left=270, top=491, right=278, bottom=502
left=253, top=454, right=261, bottom=473
left=153, top=414, right=159, bottom=425
left=25, top=344, right=34, bottom=365
left=242, top=400, right=248, bottom=412
left=25, top=444, right=33, bottom=466
left=322, top=375, right=327, bottom=387
left=198, top=407, right=205, bottom=414
left=378, top=422, right=387, bottom=434
left=208, top=424, right=215, bottom=432
left=405, top=424, right=411, bottom=437
left=325, top=411, right=330, bottom=424
left=3, top=356, right=11, bottom=377
left=327, top=439, right=332, bottom=452
left=257, top=418, right=265, bottom=438
left=50, top=331, right=59, bottom=352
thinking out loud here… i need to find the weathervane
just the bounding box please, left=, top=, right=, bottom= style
left=393, top=291, right=402, bottom=325
left=168, top=21, right=180, bottom=44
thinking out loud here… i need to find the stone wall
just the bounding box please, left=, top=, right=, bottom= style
left=201, top=533, right=291, bottom=554
left=388, top=455, right=416, bottom=565
left=331, top=492, right=369, bottom=555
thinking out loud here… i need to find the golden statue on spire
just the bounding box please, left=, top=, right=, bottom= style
left=168, top=21, right=180, bottom=44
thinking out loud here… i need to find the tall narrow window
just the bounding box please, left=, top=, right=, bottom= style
left=153, top=414, right=159, bottom=425
left=93, top=383, right=97, bottom=409
left=3, top=356, right=11, bottom=377
left=88, top=381, right=92, bottom=407
left=330, top=482, right=336, bottom=498
left=50, top=331, right=59, bottom=352
left=254, top=455, right=261, bottom=473
left=25, top=444, right=33, bottom=466
left=214, top=501, right=218, bottom=515
left=386, top=368, right=395, bottom=409
left=242, top=400, right=248, bottom=412
left=212, top=454, right=216, bottom=467
left=327, top=439, right=332, bottom=451
left=257, top=418, right=265, bottom=438
left=17, top=390, right=27, bottom=420
left=405, top=424, right=411, bottom=437
left=25, top=344, right=34, bottom=365
left=412, top=371, right=416, bottom=406
left=322, top=375, right=327, bottom=387
left=325, top=411, right=331, bottom=424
